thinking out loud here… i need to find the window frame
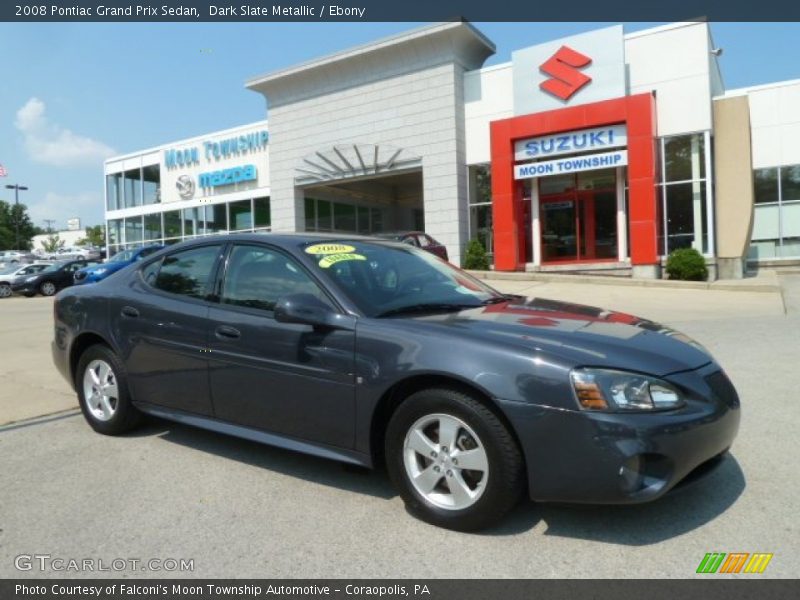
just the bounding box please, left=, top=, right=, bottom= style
left=209, top=242, right=345, bottom=318
left=138, top=242, right=225, bottom=304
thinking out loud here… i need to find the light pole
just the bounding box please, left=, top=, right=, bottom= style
left=5, top=184, right=28, bottom=250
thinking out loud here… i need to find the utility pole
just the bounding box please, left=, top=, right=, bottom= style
left=5, top=184, right=29, bottom=249
left=43, top=219, right=56, bottom=233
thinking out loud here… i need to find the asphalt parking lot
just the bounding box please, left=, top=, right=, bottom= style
left=1, top=275, right=798, bottom=578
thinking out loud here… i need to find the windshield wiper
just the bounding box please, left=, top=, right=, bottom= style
left=376, top=303, right=480, bottom=318
left=482, top=294, right=517, bottom=305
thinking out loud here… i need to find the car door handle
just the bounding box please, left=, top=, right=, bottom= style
left=121, top=306, right=139, bottom=318
left=215, top=325, right=241, bottom=340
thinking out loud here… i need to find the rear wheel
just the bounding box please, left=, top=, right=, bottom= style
left=0, top=283, right=11, bottom=298
left=39, top=281, right=57, bottom=296
left=385, top=387, right=524, bottom=531
left=76, top=344, right=142, bottom=435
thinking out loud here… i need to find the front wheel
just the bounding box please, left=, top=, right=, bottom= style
left=39, top=281, right=57, bottom=296
left=76, top=344, right=142, bottom=435
left=385, top=387, right=525, bottom=531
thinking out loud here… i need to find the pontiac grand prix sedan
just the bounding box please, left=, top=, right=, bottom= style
left=52, top=233, right=740, bottom=530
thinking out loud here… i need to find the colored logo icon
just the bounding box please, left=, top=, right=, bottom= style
left=539, top=45, right=593, bottom=101
left=176, top=174, right=195, bottom=199
left=696, top=552, right=773, bottom=574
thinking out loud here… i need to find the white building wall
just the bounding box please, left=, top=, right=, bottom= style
left=745, top=80, right=800, bottom=169
left=265, top=63, right=473, bottom=265
left=624, top=22, right=715, bottom=136
left=464, top=64, right=513, bottom=165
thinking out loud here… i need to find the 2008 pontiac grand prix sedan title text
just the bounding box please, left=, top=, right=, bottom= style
left=52, top=234, right=740, bottom=530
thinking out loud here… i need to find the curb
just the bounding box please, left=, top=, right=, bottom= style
left=465, top=270, right=782, bottom=294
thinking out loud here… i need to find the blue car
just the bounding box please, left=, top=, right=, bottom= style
left=73, top=245, right=164, bottom=285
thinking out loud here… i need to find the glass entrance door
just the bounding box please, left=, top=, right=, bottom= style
left=539, top=169, right=618, bottom=264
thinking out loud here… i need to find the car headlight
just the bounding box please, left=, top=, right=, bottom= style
left=92, top=268, right=108, bottom=275
left=570, top=368, right=684, bottom=411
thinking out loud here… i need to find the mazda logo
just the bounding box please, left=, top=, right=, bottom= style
left=176, top=175, right=195, bottom=199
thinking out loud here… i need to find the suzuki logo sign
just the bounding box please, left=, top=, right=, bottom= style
left=539, top=46, right=593, bottom=101
left=512, top=25, right=625, bottom=114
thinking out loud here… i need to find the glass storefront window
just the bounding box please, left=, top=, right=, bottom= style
left=142, top=164, right=160, bottom=205
left=304, top=198, right=316, bottom=230
left=664, top=134, right=706, bottom=182
left=229, top=199, right=253, bottom=231
left=468, top=165, right=494, bottom=260
left=123, top=168, right=141, bottom=208
left=781, top=165, right=800, bottom=202
left=144, top=213, right=162, bottom=241
left=317, top=200, right=332, bottom=231
left=750, top=164, right=800, bottom=259
left=754, top=168, right=779, bottom=204
left=254, top=197, right=270, bottom=229
left=183, top=207, right=204, bottom=237
left=357, top=206, right=370, bottom=234
left=370, top=208, right=384, bottom=232
left=539, top=174, right=575, bottom=195
left=664, top=181, right=708, bottom=254
left=106, top=173, right=121, bottom=211
left=124, top=216, right=143, bottom=244
left=206, top=203, right=227, bottom=233
left=333, top=202, right=356, bottom=232
left=164, top=210, right=181, bottom=239
left=107, top=218, right=123, bottom=248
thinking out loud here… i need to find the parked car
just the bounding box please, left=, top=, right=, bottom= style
left=13, top=259, right=99, bottom=297
left=376, top=231, right=449, bottom=261
left=0, top=263, right=51, bottom=298
left=52, top=234, right=740, bottom=531
left=73, top=245, right=164, bottom=285
left=0, top=250, right=36, bottom=268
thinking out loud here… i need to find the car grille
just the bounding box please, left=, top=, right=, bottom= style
left=704, top=370, right=740, bottom=408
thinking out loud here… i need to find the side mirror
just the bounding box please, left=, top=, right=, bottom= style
left=274, top=293, right=355, bottom=331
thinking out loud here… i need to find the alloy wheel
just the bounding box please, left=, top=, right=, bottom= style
left=41, top=282, right=56, bottom=296
left=82, top=359, right=119, bottom=422
left=403, top=413, right=489, bottom=510
left=0, top=284, right=10, bottom=298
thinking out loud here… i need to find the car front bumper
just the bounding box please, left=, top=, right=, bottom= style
left=498, top=362, right=740, bottom=504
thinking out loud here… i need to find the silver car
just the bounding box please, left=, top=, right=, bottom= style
left=0, top=263, right=51, bottom=298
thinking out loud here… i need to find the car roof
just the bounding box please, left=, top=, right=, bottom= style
left=167, top=232, right=388, bottom=251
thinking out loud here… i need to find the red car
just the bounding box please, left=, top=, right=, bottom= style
left=377, top=231, right=449, bottom=261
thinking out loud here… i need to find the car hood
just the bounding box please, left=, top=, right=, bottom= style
left=403, top=296, right=712, bottom=377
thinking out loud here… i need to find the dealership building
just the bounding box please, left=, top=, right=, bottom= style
left=104, top=21, right=800, bottom=278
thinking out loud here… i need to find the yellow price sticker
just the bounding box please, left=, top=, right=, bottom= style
left=305, top=243, right=356, bottom=255
left=318, top=253, right=367, bottom=268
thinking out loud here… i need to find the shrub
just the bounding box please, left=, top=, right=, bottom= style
left=665, top=247, right=708, bottom=281
left=463, top=239, right=491, bottom=270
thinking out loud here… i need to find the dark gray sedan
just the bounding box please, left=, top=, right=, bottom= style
left=51, top=233, right=740, bottom=530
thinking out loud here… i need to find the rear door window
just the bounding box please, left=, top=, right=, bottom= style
left=151, top=245, right=222, bottom=299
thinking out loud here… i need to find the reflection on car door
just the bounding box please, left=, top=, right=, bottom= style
left=206, top=243, right=356, bottom=448
left=111, top=244, right=223, bottom=416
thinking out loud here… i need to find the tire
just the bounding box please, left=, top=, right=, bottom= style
left=76, top=344, right=142, bottom=435
left=385, top=387, right=524, bottom=531
left=0, top=283, right=11, bottom=298
left=39, top=281, right=57, bottom=296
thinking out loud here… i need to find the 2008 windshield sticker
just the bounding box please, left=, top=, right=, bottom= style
left=318, top=254, right=367, bottom=268
left=305, top=243, right=356, bottom=255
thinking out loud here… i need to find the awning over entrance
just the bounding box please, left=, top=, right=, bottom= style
left=295, top=143, right=422, bottom=187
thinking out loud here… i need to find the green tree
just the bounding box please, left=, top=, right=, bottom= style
left=42, top=234, right=65, bottom=253
left=0, top=200, right=38, bottom=250
left=77, top=225, right=106, bottom=247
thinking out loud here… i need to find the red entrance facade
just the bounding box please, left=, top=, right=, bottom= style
left=490, top=93, right=659, bottom=271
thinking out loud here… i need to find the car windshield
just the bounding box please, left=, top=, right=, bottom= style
left=108, top=250, right=136, bottom=263
left=302, top=240, right=504, bottom=317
